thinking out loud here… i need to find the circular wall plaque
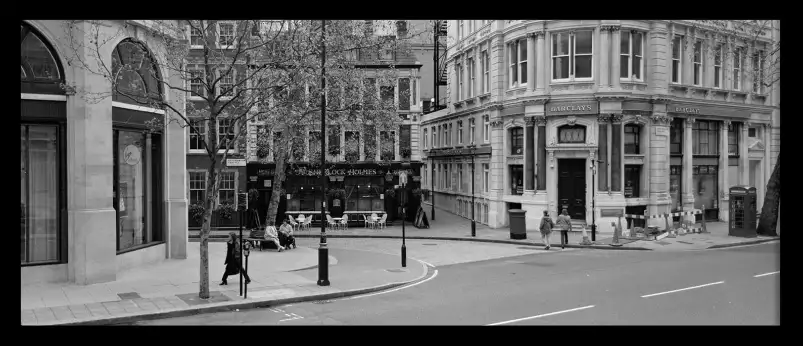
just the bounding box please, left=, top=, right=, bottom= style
left=123, top=145, right=142, bottom=165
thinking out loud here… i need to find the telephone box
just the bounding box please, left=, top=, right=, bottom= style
left=729, top=185, right=757, bottom=238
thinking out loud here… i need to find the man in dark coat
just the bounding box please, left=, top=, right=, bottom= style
left=221, top=232, right=251, bottom=285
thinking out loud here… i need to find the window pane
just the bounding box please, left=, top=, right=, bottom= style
left=672, top=61, right=679, bottom=82
left=117, top=131, right=147, bottom=251
left=574, top=55, right=592, bottom=78
left=575, top=31, right=592, bottom=54
left=520, top=62, right=527, bottom=84
left=554, top=57, right=569, bottom=79
left=633, top=32, right=642, bottom=55
left=23, top=125, right=60, bottom=263
left=620, top=33, right=630, bottom=54
left=22, top=32, right=61, bottom=80
left=519, top=40, right=527, bottom=60
left=633, top=56, right=641, bottom=79
left=672, top=36, right=681, bottom=58
left=620, top=56, right=629, bottom=78
left=555, top=33, right=569, bottom=56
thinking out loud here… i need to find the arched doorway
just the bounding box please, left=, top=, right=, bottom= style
left=20, top=22, right=67, bottom=266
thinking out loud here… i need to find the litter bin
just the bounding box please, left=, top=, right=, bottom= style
left=509, top=209, right=527, bottom=240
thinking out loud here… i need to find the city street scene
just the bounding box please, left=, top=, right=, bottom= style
left=21, top=19, right=779, bottom=326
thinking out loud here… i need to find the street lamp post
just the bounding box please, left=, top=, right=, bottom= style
left=430, top=157, right=435, bottom=221
left=470, top=145, right=476, bottom=237
left=317, top=19, right=330, bottom=287
left=590, top=159, right=604, bottom=242
left=400, top=163, right=410, bottom=267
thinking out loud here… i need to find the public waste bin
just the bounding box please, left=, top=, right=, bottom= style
left=509, top=209, right=527, bottom=240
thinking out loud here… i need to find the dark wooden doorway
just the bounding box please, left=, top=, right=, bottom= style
left=558, top=159, right=586, bottom=220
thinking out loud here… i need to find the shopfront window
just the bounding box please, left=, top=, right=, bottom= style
left=624, top=124, right=640, bottom=154
left=670, top=165, right=682, bottom=212
left=510, top=127, right=523, bottom=155
left=728, top=123, right=739, bottom=156
left=345, top=177, right=385, bottom=212
left=693, top=165, right=718, bottom=213
left=510, top=165, right=523, bottom=195
left=692, top=120, right=719, bottom=156
left=670, top=118, right=683, bottom=154
left=114, top=129, right=163, bottom=252
left=624, top=165, right=641, bottom=198
left=21, top=125, right=61, bottom=264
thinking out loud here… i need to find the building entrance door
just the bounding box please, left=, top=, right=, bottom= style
left=558, top=159, right=586, bottom=220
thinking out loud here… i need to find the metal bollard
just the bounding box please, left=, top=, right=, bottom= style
left=700, top=205, right=708, bottom=233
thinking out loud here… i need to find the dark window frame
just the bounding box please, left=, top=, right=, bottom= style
left=557, top=124, right=586, bottom=144
left=510, top=165, right=524, bottom=195
left=624, top=165, right=641, bottom=198
left=728, top=122, right=739, bottom=157
left=670, top=118, right=683, bottom=155
left=509, top=127, right=524, bottom=155
left=692, top=120, right=719, bottom=156
left=624, top=124, right=641, bottom=154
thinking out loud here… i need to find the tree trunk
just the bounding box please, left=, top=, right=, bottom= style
left=199, top=160, right=219, bottom=300
left=757, top=152, right=779, bottom=236
left=266, top=148, right=289, bottom=227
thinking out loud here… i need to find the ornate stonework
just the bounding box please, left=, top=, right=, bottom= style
left=609, top=114, right=624, bottom=124
left=534, top=115, right=547, bottom=126
left=597, top=114, right=610, bottom=123
left=650, top=113, right=672, bottom=126
left=566, top=115, right=577, bottom=126
left=628, top=114, right=648, bottom=125
left=600, top=25, right=621, bottom=32
left=525, top=117, right=536, bottom=126
left=684, top=115, right=697, bottom=127
left=533, top=30, right=546, bottom=39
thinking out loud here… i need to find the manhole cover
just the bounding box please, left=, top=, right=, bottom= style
left=516, top=247, right=541, bottom=250
left=117, top=292, right=141, bottom=300
left=422, top=243, right=439, bottom=246
left=385, top=269, right=407, bottom=273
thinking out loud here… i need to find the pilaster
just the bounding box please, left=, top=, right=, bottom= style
left=682, top=116, right=696, bottom=223
left=610, top=26, right=622, bottom=90
left=648, top=112, right=672, bottom=227
left=524, top=116, right=535, bottom=191
left=649, top=22, right=669, bottom=94
left=740, top=122, right=749, bottom=185
left=599, top=25, right=611, bottom=90
left=527, top=33, right=536, bottom=93
left=720, top=120, right=730, bottom=222
left=536, top=30, right=547, bottom=93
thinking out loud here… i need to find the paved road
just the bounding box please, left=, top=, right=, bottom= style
left=133, top=241, right=779, bottom=325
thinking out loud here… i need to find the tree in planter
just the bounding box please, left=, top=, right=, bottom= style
left=62, top=20, right=402, bottom=299
left=258, top=20, right=428, bottom=229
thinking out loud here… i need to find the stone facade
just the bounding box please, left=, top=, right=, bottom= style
left=420, top=20, right=779, bottom=232
left=21, top=20, right=188, bottom=286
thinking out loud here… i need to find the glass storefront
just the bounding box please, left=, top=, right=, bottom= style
left=21, top=124, right=61, bottom=264
left=114, top=129, right=163, bottom=252
left=344, top=177, right=385, bottom=211
left=693, top=165, right=718, bottom=219
left=670, top=165, right=682, bottom=212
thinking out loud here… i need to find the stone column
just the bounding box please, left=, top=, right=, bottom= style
left=740, top=122, right=749, bottom=185
left=527, top=33, right=536, bottom=92
left=746, top=42, right=755, bottom=95
left=65, top=21, right=117, bottom=285
left=610, top=26, right=622, bottom=90
left=610, top=114, right=623, bottom=191
left=607, top=116, right=613, bottom=192
left=536, top=115, right=547, bottom=190
left=682, top=116, right=696, bottom=223
left=163, top=52, right=189, bottom=261
left=650, top=22, right=669, bottom=94
left=536, top=31, right=547, bottom=93
left=597, top=114, right=609, bottom=191
left=648, top=113, right=673, bottom=227
left=684, top=28, right=694, bottom=86
left=599, top=26, right=610, bottom=90
left=476, top=46, right=482, bottom=97
left=704, top=32, right=715, bottom=89
left=720, top=120, right=730, bottom=222
left=525, top=117, right=535, bottom=191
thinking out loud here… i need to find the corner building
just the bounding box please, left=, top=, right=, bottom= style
left=21, top=20, right=188, bottom=285
left=420, top=20, right=779, bottom=233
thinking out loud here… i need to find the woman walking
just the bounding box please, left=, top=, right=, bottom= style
left=221, top=232, right=250, bottom=285
left=539, top=210, right=555, bottom=250
left=555, top=208, right=572, bottom=248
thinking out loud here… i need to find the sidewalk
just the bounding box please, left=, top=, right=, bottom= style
left=190, top=207, right=778, bottom=252
left=21, top=243, right=427, bottom=325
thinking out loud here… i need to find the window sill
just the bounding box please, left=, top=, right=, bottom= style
left=188, top=150, right=207, bottom=155
left=465, top=97, right=477, bottom=105
left=453, top=101, right=465, bottom=108
left=478, top=92, right=491, bottom=100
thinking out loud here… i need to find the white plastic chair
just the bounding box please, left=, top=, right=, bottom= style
left=305, top=215, right=314, bottom=231
left=326, top=215, right=338, bottom=231
left=360, top=214, right=371, bottom=228
left=369, top=213, right=378, bottom=229
left=288, top=214, right=299, bottom=231
left=377, top=214, right=387, bottom=229
left=339, top=214, right=349, bottom=230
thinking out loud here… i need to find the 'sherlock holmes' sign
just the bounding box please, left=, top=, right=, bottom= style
left=257, top=167, right=415, bottom=177
left=546, top=102, right=599, bottom=116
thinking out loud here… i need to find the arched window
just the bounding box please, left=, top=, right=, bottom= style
left=111, top=39, right=163, bottom=105
left=20, top=23, right=64, bottom=94
left=557, top=124, right=586, bottom=144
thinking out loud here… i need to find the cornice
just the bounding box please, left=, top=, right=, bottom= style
left=522, top=97, right=550, bottom=106
left=534, top=115, right=547, bottom=126
left=650, top=113, right=672, bottom=126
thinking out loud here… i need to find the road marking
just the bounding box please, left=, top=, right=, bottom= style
left=486, top=305, right=595, bottom=326
left=414, top=258, right=436, bottom=268
left=754, top=271, right=779, bottom=278
left=337, top=269, right=439, bottom=301
left=640, top=281, right=725, bottom=298
left=279, top=313, right=304, bottom=322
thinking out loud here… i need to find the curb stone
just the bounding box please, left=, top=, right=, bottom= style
left=706, top=238, right=780, bottom=249
left=42, top=258, right=430, bottom=326
left=291, top=234, right=653, bottom=251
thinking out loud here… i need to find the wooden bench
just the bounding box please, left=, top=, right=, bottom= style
left=244, top=237, right=280, bottom=251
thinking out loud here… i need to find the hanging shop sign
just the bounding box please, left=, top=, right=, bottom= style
left=546, top=102, right=599, bottom=116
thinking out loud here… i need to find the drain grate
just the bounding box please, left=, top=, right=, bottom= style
left=385, top=268, right=407, bottom=273
left=422, top=243, right=439, bottom=246
left=117, top=292, right=141, bottom=300
left=312, top=300, right=333, bottom=304
left=516, top=247, right=541, bottom=250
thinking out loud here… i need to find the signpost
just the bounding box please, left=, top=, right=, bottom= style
left=227, top=158, right=246, bottom=167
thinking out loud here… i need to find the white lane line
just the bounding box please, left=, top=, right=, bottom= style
left=487, top=305, right=595, bottom=326
left=337, top=269, right=439, bottom=301
left=641, top=281, right=725, bottom=298
left=754, top=271, right=779, bottom=278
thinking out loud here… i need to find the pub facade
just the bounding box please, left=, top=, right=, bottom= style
left=421, top=20, right=779, bottom=233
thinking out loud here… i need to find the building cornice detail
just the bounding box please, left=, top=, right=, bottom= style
left=650, top=113, right=672, bottom=126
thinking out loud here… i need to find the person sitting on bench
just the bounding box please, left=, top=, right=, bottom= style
left=278, top=220, right=297, bottom=249
left=263, top=223, right=284, bottom=252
